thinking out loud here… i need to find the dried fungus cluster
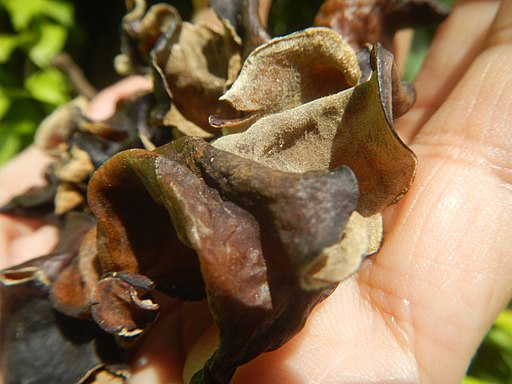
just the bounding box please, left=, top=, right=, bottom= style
left=0, top=1, right=448, bottom=383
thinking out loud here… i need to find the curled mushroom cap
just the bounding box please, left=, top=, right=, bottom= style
left=212, top=28, right=416, bottom=216
left=211, top=27, right=361, bottom=132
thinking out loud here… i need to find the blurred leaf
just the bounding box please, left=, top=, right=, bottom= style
left=404, top=27, right=436, bottom=82
left=2, top=0, right=73, bottom=31
left=41, top=0, right=74, bottom=26
left=0, top=34, right=20, bottom=63
left=0, top=67, right=20, bottom=87
left=0, top=87, right=11, bottom=120
left=0, top=98, right=41, bottom=133
left=488, top=328, right=512, bottom=355
left=495, top=310, right=512, bottom=332
left=8, top=115, right=39, bottom=135
left=461, top=377, right=495, bottom=384
left=0, top=97, right=43, bottom=164
left=0, top=118, right=38, bottom=165
left=0, top=86, right=30, bottom=100
left=24, top=68, right=69, bottom=105
left=2, top=0, right=45, bottom=30
left=0, top=0, right=74, bottom=164
left=0, top=130, right=24, bottom=164
left=28, top=22, right=68, bottom=66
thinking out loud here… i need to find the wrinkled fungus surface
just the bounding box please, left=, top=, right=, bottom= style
left=0, top=1, right=448, bottom=383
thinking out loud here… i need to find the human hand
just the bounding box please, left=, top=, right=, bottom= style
left=0, top=146, right=57, bottom=269
left=1, top=1, right=511, bottom=383
left=129, top=1, right=512, bottom=383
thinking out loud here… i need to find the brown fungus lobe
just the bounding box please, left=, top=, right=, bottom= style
left=314, top=0, right=450, bottom=51
left=0, top=213, right=128, bottom=384
left=212, top=28, right=417, bottom=216
left=49, top=135, right=361, bottom=382
left=117, top=0, right=247, bottom=138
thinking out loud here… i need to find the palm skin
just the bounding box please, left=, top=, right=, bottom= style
left=1, top=1, right=511, bottom=383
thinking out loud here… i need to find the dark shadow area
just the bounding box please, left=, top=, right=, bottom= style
left=70, top=1, right=193, bottom=88
left=0, top=280, right=126, bottom=384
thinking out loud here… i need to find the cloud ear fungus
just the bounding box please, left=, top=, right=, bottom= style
left=211, top=27, right=361, bottom=133
left=213, top=42, right=416, bottom=217
left=118, top=0, right=243, bottom=137
left=210, top=0, right=270, bottom=56
left=118, top=0, right=182, bottom=74
left=370, top=43, right=416, bottom=119
left=0, top=272, right=126, bottom=384
left=177, top=137, right=361, bottom=289
left=331, top=43, right=417, bottom=215
left=50, top=259, right=91, bottom=318
left=0, top=214, right=125, bottom=384
left=90, top=272, right=159, bottom=338
left=77, top=365, right=130, bottom=384
left=34, top=97, right=88, bottom=155
left=81, top=135, right=368, bottom=382
left=87, top=140, right=270, bottom=382
left=150, top=14, right=242, bottom=136
left=301, top=212, right=383, bottom=289
left=86, top=149, right=206, bottom=300
left=313, top=0, right=449, bottom=51
left=162, top=138, right=364, bottom=382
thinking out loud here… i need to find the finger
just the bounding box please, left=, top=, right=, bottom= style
left=0, top=146, right=56, bottom=269
left=0, top=216, right=58, bottom=269
left=86, top=75, right=152, bottom=121
left=484, top=0, right=512, bottom=48
left=259, top=0, right=272, bottom=27
left=413, top=0, right=512, bottom=161
left=376, top=2, right=512, bottom=381
left=231, top=277, right=419, bottom=383
left=393, top=29, right=414, bottom=76
left=3, top=224, right=58, bottom=268
left=130, top=298, right=213, bottom=384
left=0, top=146, right=53, bottom=206
left=0, top=217, right=33, bottom=269
left=396, top=0, right=501, bottom=142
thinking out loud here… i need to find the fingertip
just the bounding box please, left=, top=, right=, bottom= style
left=86, top=75, right=153, bottom=121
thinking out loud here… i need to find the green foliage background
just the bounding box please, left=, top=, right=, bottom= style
left=0, top=0, right=510, bottom=382
left=0, top=0, right=74, bottom=163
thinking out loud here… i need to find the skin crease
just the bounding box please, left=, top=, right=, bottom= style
left=1, top=0, right=511, bottom=383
